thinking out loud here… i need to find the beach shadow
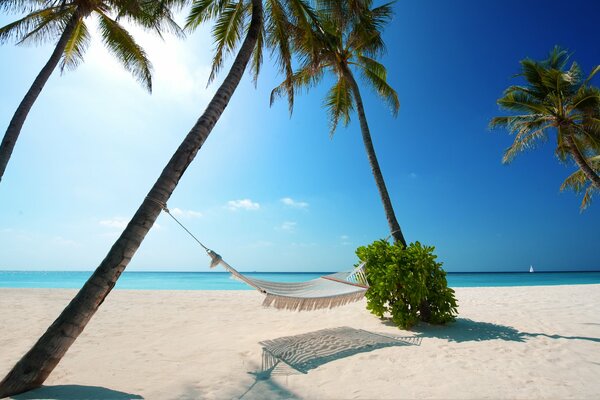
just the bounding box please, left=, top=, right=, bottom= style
left=414, top=318, right=527, bottom=343
left=239, top=363, right=301, bottom=400
left=253, top=327, right=421, bottom=377
left=413, top=318, right=600, bottom=343
left=11, top=385, right=143, bottom=400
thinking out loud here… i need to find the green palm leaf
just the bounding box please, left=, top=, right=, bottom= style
left=207, top=0, right=246, bottom=85
left=97, top=11, right=153, bottom=92
left=355, top=55, right=398, bottom=115
left=325, top=77, right=354, bottom=134
left=60, top=17, right=90, bottom=71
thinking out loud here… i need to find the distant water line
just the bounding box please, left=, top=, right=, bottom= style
left=1, top=271, right=600, bottom=290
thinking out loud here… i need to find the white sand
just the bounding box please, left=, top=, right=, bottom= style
left=1, top=285, right=599, bottom=399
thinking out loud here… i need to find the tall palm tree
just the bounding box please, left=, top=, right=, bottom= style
left=271, top=0, right=407, bottom=246
left=490, top=46, right=600, bottom=190
left=0, top=0, right=318, bottom=396
left=0, top=0, right=182, bottom=183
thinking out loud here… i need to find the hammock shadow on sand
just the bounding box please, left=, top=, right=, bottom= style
left=413, top=318, right=600, bottom=343
left=253, top=327, right=421, bottom=378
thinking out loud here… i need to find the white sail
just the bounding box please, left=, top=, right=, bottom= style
left=529, top=265, right=534, bottom=273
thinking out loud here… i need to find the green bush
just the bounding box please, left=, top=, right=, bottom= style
left=356, top=240, right=458, bottom=329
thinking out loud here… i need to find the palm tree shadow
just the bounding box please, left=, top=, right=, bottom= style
left=11, top=385, right=143, bottom=400
left=239, top=362, right=300, bottom=400
left=412, top=318, right=600, bottom=343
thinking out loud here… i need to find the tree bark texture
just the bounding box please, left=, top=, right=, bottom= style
left=342, top=66, right=407, bottom=247
left=0, top=13, right=81, bottom=184
left=0, top=0, right=263, bottom=396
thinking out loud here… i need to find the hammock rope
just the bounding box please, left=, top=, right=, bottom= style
left=149, top=197, right=371, bottom=311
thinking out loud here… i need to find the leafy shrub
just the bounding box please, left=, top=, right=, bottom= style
left=356, top=240, right=458, bottom=329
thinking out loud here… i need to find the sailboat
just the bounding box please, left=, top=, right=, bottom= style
left=529, top=265, right=534, bottom=273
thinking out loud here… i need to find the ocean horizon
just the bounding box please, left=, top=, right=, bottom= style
left=2, top=270, right=600, bottom=290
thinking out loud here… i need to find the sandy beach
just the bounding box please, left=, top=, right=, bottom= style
left=1, top=285, right=599, bottom=399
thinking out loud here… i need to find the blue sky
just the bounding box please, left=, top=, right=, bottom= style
left=0, top=0, right=599, bottom=272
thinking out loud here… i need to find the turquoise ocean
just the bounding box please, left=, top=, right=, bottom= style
left=1, top=271, right=600, bottom=290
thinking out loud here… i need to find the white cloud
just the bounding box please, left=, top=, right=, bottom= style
left=99, top=218, right=128, bottom=229
left=409, top=172, right=418, bottom=179
left=281, top=197, right=309, bottom=209
left=227, top=199, right=260, bottom=211
left=279, top=221, right=297, bottom=232
left=340, top=235, right=351, bottom=246
left=170, top=208, right=203, bottom=218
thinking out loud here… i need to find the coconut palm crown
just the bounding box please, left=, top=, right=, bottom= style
left=270, top=0, right=407, bottom=246
left=0, top=0, right=182, bottom=88
left=184, top=0, right=319, bottom=103
left=490, top=46, right=600, bottom=191
left=0, top=0, right=183, bottom=183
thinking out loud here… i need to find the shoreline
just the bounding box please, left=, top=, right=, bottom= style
left=1, top=285, right=600, bottom=399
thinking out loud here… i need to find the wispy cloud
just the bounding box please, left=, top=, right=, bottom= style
left=409, top=172, right=418, bottom=179
left=227, top=199, right=260, bottom=211
left=278, top=221, right=297, bottom=232
left=281, top=197, right=309, bottom=209
left=170, top=208, right=203, bottom=218
left=99, top=217, right=128, bottom=229
left=340, top=235, right=351, bottom=246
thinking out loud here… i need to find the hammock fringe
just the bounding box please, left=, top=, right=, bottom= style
left=262, top=290, right=366, bottom=311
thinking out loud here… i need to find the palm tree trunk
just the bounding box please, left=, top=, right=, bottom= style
left=342, top=66, right=407, bottom=247
left=0, top=13, right=81, bottom=184
left=564, top=133, right=600, bottom=189
left=0, top=0, right=263, bottom=396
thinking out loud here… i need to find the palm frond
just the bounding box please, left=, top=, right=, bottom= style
left=60, top=17, right=90, bottom=72
left=249, top=23, right=264, bottom=85
left=136, top=0, right=186, bottom=39
left=543, top=45, right=570, bottom=70
left=496, top=90, right=550, bottom=114
left=97, top=12, right=153, bottom=92
left=0, top=6, right=73, bottom=45
left=0, top=0, right=43, bottom=14
left=560, top=155, right=600, bottom=211
left=186, top=0, right=231, bottom=31
left=270, top=62, right=324, bottom=109
left=265, top=0, right=295, bottom=110
left=325, top=77, right=354, bottom=134
left=354, top=55, right=398, bottom=115
left=583, top=65, right=600, bottom=85
left=207, top=0, right=246, bottom=85
left=502, top=125, right=550, bottom=163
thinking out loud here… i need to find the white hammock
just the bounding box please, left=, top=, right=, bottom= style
left=207, top=250, right=369, bottom=311
left=153, top=199, right=370, bottom=311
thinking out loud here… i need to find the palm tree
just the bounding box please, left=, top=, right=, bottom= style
left=0, top=0, right=182, bottom=183
left=560, top=154, right=600, bottom=210
left=490, top=46, right=600, bottom=190
left=0, top=0, right=318, bottom=396
left=271, top=0, right=407, bottom=246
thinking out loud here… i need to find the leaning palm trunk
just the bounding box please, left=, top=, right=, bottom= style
left=563, top=132, right=600, bottom=189
left=0, top=13, right=81, bottom=184
left=0, top=0, right=262, bottom=396
left=342, top=66, right=407, bottom=247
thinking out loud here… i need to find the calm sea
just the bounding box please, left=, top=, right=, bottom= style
left=1, top=271, right=600, bottom=290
